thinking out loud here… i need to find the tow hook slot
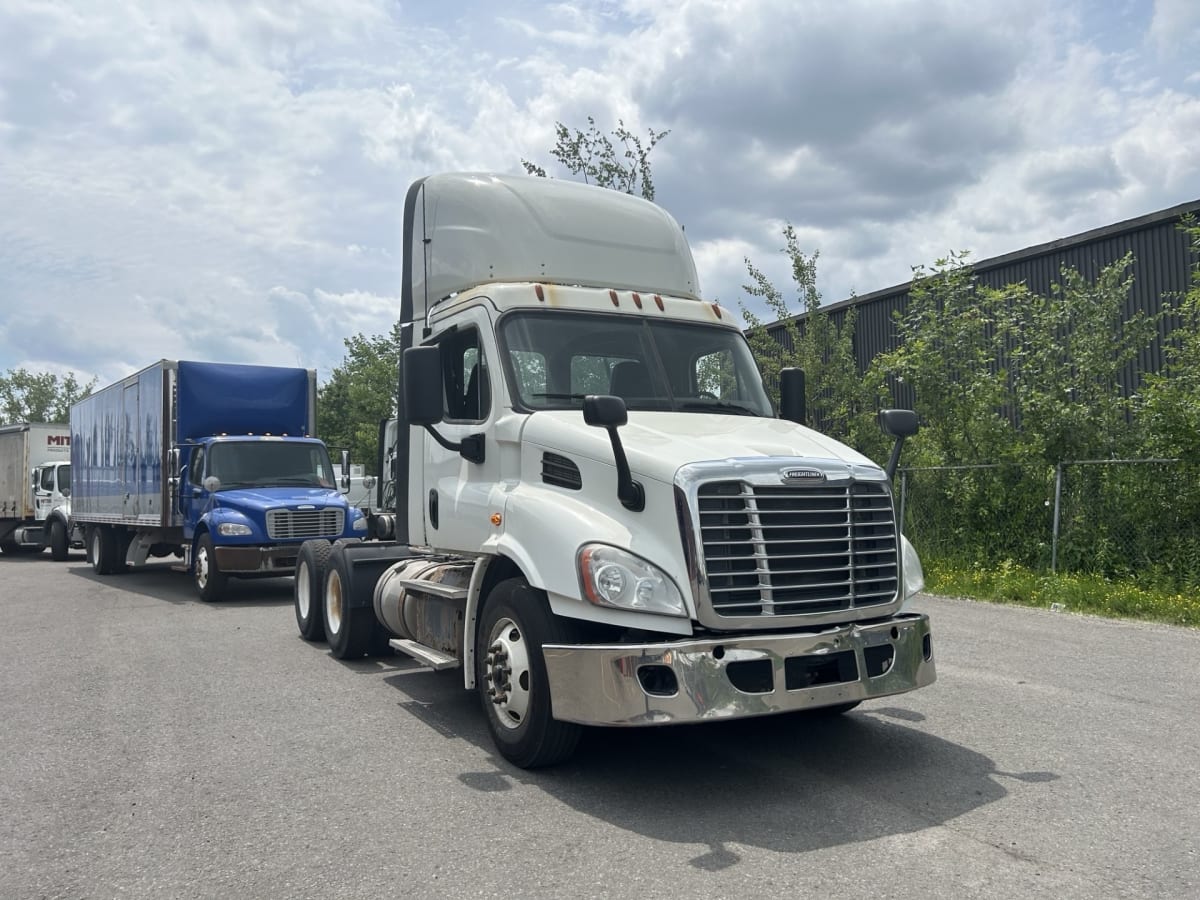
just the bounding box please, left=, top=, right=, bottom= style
left=864, top=644, right=895, bottom=677
left=637, top=665, right=679, bottom=697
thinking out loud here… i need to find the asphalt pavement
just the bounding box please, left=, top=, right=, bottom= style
left=1, top=553, right=1196, bottom=899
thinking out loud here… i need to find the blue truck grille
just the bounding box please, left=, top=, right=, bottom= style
left=266, top=508, right=344, bottom=540
left=697, top=480, right=899, bottom=617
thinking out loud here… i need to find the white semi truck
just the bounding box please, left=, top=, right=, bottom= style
left=293, top=173, right=935, bottom=767
left=0, top=422, right=77, bottom=559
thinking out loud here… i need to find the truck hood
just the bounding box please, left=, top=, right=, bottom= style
left=521, top=411, right=879, bottom=484
left=213, top=487, right=349, bottom=512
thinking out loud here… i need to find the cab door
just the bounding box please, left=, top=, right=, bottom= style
left=421, top=309, right=503, bottom=554
left=32, top=466, right=55, bottom=522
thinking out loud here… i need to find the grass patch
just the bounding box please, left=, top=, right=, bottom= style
left=924, top=558, right=1200, bottom=628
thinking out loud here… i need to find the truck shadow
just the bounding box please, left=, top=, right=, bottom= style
left=67, top=561, right=293, bottom=607
left=379, top=665, right=1055, bottom=865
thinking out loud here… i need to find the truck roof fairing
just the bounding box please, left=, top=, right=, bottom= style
left=401, top=173, right=701, bottom=326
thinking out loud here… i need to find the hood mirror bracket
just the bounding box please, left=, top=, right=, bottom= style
left=583, top=395, right=644, bottom=512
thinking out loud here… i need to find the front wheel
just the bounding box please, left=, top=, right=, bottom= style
left=194, top=533, right=227, bottom=602
left=294, top=540, right=331, bottom=641
left=476, top=579, right=582, bottom=769
left=49, top=519, right=69, bottom=561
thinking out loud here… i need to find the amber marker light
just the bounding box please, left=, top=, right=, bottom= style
left=490, top=513, right=502, bottom=526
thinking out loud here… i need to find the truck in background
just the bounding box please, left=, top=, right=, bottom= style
left=70, top=360, right=367, bottom=601
left=0, top=422, right=78, bottom=559
left=293, top=173, right=935, bottom=768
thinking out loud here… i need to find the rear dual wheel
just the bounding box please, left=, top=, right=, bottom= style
left=294, top=540, right=332, bottom=641
left=323, top=547, right=390, bottom=659
left=87, top=526, right=127, bottom=575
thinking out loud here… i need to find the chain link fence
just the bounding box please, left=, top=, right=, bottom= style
left=898, top=459, right=1200, bottom=589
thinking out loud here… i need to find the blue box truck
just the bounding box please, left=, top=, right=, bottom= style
left=69, top=360, right=366, bottom=600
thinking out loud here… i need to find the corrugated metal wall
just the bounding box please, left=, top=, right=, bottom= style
left=767, top=199, right=1200, bottom=404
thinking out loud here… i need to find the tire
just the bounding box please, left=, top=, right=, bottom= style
left=49, top=519, right=69, bottom=561
left=194, top=533, right=228, bottom=602
left=323, top=547, right=381, bottom=659
left=294, top=540, right=332, bottom=641
left=89, top=526, right=119, bottom=575
left=476, top=578, right=582, bottom=769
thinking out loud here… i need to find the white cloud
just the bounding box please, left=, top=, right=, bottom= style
left=1, top=0, right=1197, bottom=389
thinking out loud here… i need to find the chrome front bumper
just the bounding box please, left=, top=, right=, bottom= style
left=543, top=613, right=935, bottom=726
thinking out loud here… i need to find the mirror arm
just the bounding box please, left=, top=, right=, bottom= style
left=423, top=425, right=485, bottom=465
left=885, top=437, right=906, bottom=481
left=604, top=426, right=644, bottom=512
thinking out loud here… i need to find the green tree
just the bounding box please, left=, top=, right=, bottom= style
left=317, top=324, right=404, bottom=474
left=870, top=253, right=1022, bottom=466
left=0, top=368, right=96, bottom=423
left=1012, top=253, right=1162, bottom=463
left=522, top=116, right=669, bottom=201
left=740, top=226, right=882, bottom=458
left=1139, top=217, right=1200, bottom=462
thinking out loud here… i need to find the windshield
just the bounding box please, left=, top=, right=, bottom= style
left=206, top=441, right=336, bottom=490
left=499, top=312, right=774, bottom=417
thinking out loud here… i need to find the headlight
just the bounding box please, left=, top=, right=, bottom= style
left=577, top=544, right=686, bottom=617
left=902, top=535, right=924, bottom=599
left=217, top=522, right=253, bottom=536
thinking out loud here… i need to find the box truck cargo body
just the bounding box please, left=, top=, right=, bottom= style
left=0, top=422, right=76, bottom=558
left=70, top=360, right=365, bottom=600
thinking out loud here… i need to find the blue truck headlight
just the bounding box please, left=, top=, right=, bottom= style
left=578, top=544, right=686, bottom=617
left=217, top=522, right=254, bottom=536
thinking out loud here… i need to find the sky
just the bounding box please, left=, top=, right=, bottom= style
left=1, top=0, right=1198, bottom=389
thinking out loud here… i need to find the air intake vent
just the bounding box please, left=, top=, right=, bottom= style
left=697, top=479, right=899, bottom=618
left=542, top=453, right=582, bottom=490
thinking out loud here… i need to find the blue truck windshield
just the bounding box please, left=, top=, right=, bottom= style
left=206, top=441, right=336, bottom=490
left=499, top=312, right=774, bottom=416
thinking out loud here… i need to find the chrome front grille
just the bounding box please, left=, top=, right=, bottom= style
left=697, top=480, right=899, bottom=617
left=266, top=508, right=344, bottom=540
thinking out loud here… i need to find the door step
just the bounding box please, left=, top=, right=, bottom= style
left=388, top=639, right=460, bottom=670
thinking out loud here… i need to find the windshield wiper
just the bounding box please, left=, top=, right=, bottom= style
left=677, top=400, right=763, bottom=417
left=532, top=392, right=589, bottom=401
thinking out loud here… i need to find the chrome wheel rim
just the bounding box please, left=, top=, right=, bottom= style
left=326, top=570, right=343, bottom=635
left=485, top=616, right=531, bottom=730
left=195, top=545, right=210, bottom=589
left=297, top=560, right=312, bottom=620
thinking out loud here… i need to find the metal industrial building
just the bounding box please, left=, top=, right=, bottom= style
left=767, top=198, right=1200, bottom=395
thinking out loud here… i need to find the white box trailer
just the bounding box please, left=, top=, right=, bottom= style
left=0, top=422, right=74, bottom=557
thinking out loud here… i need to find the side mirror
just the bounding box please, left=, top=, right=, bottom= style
left=340, top=449, right=351, bottom=492
left=169, top=447, right=181, bottom=479
left=582, top=395, right=643, bottom=512
left=582, top=394, right=628, bottom=429
left=879, top=409, right=919, bottom=438
left=403, top=346, right=444, bottom=426
left=779, top=368, right=806, bottom=425
left=878, top=409, right=919, bottom=480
